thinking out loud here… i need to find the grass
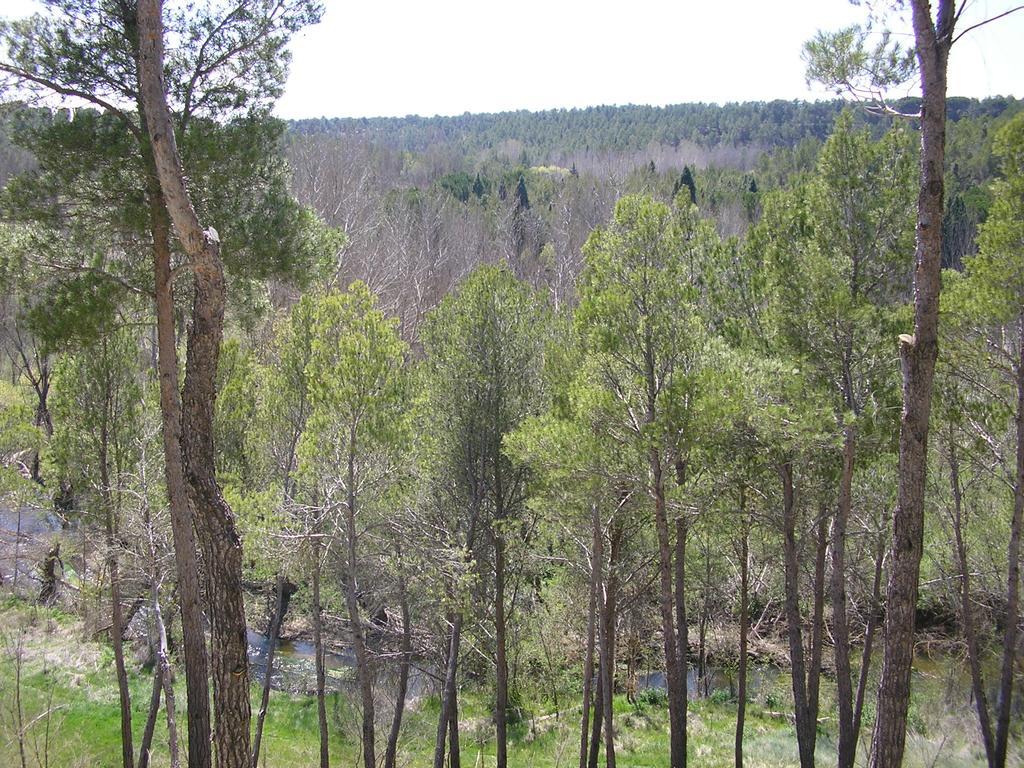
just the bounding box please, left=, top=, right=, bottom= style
left=0, top=599, right=1015, bottom=767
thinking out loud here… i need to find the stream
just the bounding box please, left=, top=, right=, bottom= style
left=246, top=629, right=432, bottom=697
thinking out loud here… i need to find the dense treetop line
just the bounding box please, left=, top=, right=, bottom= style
left=287, top=96, right=1022, bottom=157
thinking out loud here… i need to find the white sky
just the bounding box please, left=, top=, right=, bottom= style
left=3, top=0, right=1023, bottom=119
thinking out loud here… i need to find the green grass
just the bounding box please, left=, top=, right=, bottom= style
left=0, top=600, right=1014, bottom=767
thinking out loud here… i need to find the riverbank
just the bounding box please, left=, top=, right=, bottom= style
left=1, top=599, right=1009, bottom=768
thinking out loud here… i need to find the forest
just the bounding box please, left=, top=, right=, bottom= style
left=0, top=2, right=1022, bottom=768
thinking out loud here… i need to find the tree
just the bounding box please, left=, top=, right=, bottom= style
left=576, top=195, right=718, bottom=767
left=803, top=5, right=986, bottom=763
left=762, top=113, right=915, bottom=768
left=50, top=329, right=140, bottom=768
left=1, top=3, right=327, bottom=766
left=420, top=265, right=547, bottom=768
left=939, top=112, right=1024, bottom=768
left=298, top=282, right=409, bottom=768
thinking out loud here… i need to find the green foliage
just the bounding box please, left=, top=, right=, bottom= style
left=297, top=281, right=410, bottom=500
left=803, top=25, right=916, bottom=101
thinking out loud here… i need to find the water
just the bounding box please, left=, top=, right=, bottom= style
left=246, top=629, right=432, bottom=697
left=637, top=664, right=780, bottom=700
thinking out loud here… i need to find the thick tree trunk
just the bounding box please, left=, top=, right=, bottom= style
left=137, top=5, right=252, bottom=765
left=780, top=462, right=815, bottom=768
left=311, top=537, right=330, bottom=768
left=252, top=574, right=292, bottom=768
left=833, top=425, right=856, bottom=768
left=146, top=180, right=211, bottom=768
left=735, top=488, right=748, bottom=768
left=870, top=5, right=952, bottom=766
left=948, top=424, right=996, bottom=764
left=182, top=241, right=252, bottom=768
left=344, top=438, right=376, bottom=768
left=384, top=565, right=412, bottom=768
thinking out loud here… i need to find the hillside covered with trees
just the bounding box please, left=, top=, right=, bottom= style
left=0, top=2, right=1023, bottom=768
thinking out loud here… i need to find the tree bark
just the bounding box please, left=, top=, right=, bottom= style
left=433, top=614, right=463, bottom=768
left=137, top=5, right=252, bottom=766
left=447, top=679, right=462, bottom=768
left=948, top=422, right=996, bottom=765
left=596, top=509, right=616, bottom=768
left=652, top=449, right=685, bottom=767
left=344, top=433, right=376, bottom=768
left=833, top=425, right=856, bottom=768
left=870, top=5, right=953, bottom=766
left=311, top=536, right=330, bottom=768
left=494, top=469, right=509, bottom=768
left=579, top=506, right=599, bottom=768
left=852, top=529, right=885, bottom=752
left=154, top=581, right=181, bottom=768
left=780, top=462, right=815, bottom=768
left=145, top=174, right=211, bottom=768
left=994, top=316, right=1024, bottom=768
left=735, top=487, right=748, bottom=768
left=807, top=507, right=827, bottom=737
left=384, top=553, right=412, bottom=768
left=252, top=574, right=291, bottom=768
left=674, top=459, right=689, bottom=765
left=137, top=662, right=162, bottom=768
left=100, top=403, right=133, bottom=768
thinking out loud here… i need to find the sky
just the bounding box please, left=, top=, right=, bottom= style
left=272, top=0, right=1024, bottom=118
left=3, top=0, right=1023, bottom=119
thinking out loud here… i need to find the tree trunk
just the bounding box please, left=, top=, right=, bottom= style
left=384, top=556, right=412, bottom=768
left=137, top=5, right=252, bottom=765
left=833, top=425, right=856, bottom=768
left=674, top=459, right=689, bottom=764
left=128, top=1, right=212, bottom=757
left=494, top=490, right=509, bottom=768
left=596, top=510, right=616, bottom=768
left=807, top=507, right=827, bottom=737
left=853, top=529, right=885, bottom=751
left=948, top=422, right=996, bottom=765
left=101, top=418, right=133, bottom=768
left=870, top=3, right=953, bottom=764
left=651, top=449, right=685, bottom=767
left=344, top=435, right=376, bottom=768
left=137, top=663, right=162, bottom=768
left=252, top=574, right=292, bottom=768
left=311, top=537, right=330, bottom=768
left=39, top=541, right=60, bottom=604
left=153, top=581, right=180, bottom=768
left=735, top=488, right=748, bottom=768
left=579, top=507, right=599, bottom=768
left=588, top=672, right=603, bottom=768
left=448, top=681, right=462, bottom=768
left=433, top=614, right=463, bottom=768
left=780, top=462, right=815, bottom=768
left=145, top=177, right=211, bottom=768
left=994, top=317, right=1024, bottom=767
